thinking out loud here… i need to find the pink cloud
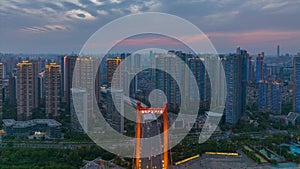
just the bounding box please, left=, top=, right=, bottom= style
left=83, top=29, right=300, bottom=52
left=116, top=36, right=182, bottom=47
left=208, top=29, right=300, bottom=44
left=113, top=34, right=210, bottom=47
left=115, top=30, right=300, bottom=47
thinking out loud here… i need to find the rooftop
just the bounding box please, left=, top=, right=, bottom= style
left=287, top=112, right=299, bottom=121
left=2, top=119, right=62, bottom=128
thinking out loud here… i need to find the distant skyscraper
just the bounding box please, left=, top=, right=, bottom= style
left=277, top=45, right=280, bottom=57
left=45, top=62, right=61, bottom=120
left=256, top=53, right=264, bottom=83
left=0, top=62, right=3, bottom=123
left=221, top=49, right=248, bottom=125
left=258, top=80, right=282, bottom=114
left=16, top=60, right=39, bottom=121
left=293, top=56, right=300, bottom=114
left=107, top=57, right=122, bottom=88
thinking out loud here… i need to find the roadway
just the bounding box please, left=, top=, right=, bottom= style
left=140, top=119, right=163, bottom=169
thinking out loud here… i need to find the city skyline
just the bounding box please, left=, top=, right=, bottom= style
left=1, top=0, right=300, bottom=54
left=0, top=49, right=300, bottom=168
left=1, top=1, right=300, bottom=168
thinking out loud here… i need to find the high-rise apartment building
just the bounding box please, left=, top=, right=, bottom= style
left=106, top=89, right=124, bottom=133
left=293, top=56, right=300, bottom=113
left=71, top=88, right=87, bottom=132
left=221, top=48, right=248, bottom=125
left=155, top=54, right=182, bottom=111
left=45, top=62, right=61, bottom=120
left=0, top=62, right=3, bottom=123
left=8, top=73, right=17, bottom=105
left=61, top=55, right=77, bottom=105
left=134, top=53, right=141, bottom=72
left=107, top=57, right=122, bottom=88
left=16, top=60, right=39, bottom=121
left=188, top=57, right=211, bottom=108
left=71, top=57, right=99, bottom=132
left=38, top=75, right=44, bottom=105
left=258, top=80, right=282, bottom=114
left=256, top=53, right=264, bottom=83
left=247, top=55, right=255, bottom=83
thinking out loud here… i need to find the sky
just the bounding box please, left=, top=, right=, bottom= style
left=0, top=0, right=300, bottom=55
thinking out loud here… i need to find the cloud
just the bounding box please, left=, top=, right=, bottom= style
left=64, top=0, right=86, bottom=8
left=129, top=4, right=142, bottom=13
left=110, top=8, right=124, bottom=14
left=65, top=9, right=96, bottom=20
left=22, top=7, right=57, bottom=16
left=21, top=24, right=69, bottom=33
left=1, top=0, right=300, bottom=54
left=97, top=10, right=108, bottom=15
left=114, top=29, right=300, bottom=48
left=44, top=25, right=69, bottom=31
left=127, top=1, right=161, bottom=14
left=116, top=37, right=181, bottom=46
left=110, top=0, right=122, bottom=4
left=241, top=0, right=298, bottom=13
left=202, top=10, right=239, bottom=23
left=144, top=1, right=161, bottom=11
left=116, top=29, right=300, bottom=48
left=90, top=0, right=105, bottom=6
left=262, top=1, right=288, bottom=10
left=208, top=29, right=300, bottom=44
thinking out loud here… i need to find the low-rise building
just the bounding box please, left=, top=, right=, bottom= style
left=286, top=112, right=299, bottom=125
left=2, top=119, right=62, bottom=139
left=268, top=112, right=299, bottom=126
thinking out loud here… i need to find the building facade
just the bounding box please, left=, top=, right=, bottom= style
left=61, top=55, right=77, bottom=105
left=38, top=74, right=45, bottom=105
left=45, top=62, right=61, bottom=120
left=71, top=88, right=87, bottom=133
left=294, top=56, right=300, bottom=113
left=247, top=55, right=255, bottom=83
left=155, top=54, right=182, bottom=112
left=16, top=61, right=39, bottom=121
left=8, top=73, right=17, bottom=105
left=107, top=57, right=122, bottom=88
left=71, top=57, right=99, bottom=132
left=0, top=62, right=3, bottom=123
left=2, top=119, right=62, bottom=139
left=188, top=57, right=211, bottom=109
left=258, top=80, right=282, bottom=114
left=256, top=53, right=264, bottom=83
left=106, top=89, right=124, bottom=133
left=221, top=48, right=248, bottom=125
